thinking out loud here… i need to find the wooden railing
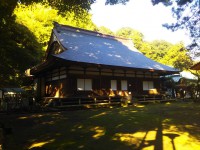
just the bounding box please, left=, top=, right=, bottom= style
left=42, top=96, right=124, bottom=108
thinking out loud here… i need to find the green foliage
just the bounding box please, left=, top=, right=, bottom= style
left=190, top=70, right=200, bottom=100
left=152, top=0, right=200, bottom=57
left=115, top=27, right=193, bottom=71
left=161, top=43, right=193, bottom=70
left=0, top=0, right=16, bottom=28
left=3, top=103, right=200, bottom=149
left=140, top=41, right=193, bottom=71
left=145, top=40, right=173, bottom=62
left=115, top=27, right=144, bottom=49
left=116, top=28, right=168, bottom=64
left=97, top=26, right=114, bottom=35
left=1, top=2, right=97, bottom=87
left=0, top=23, right=42, bottom=87
left=0, top=1, right=42, bottom=87
left=0, top=1, right=43, bottom=87
left=14, top=3, right=97, bottom=51
left=116, top=27, right=134, bottom=38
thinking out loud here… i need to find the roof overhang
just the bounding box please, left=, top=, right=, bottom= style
left=30, top=57, right=59, bottom=75
left=55, top=55, right=179, bottom=75
left=30, top=56, right=179, bottom=76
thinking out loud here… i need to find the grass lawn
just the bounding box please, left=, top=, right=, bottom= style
left=1, top=102, right=200, bottom=150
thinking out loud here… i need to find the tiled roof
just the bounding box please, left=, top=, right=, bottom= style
left=52, top=23, right=178, bottom=72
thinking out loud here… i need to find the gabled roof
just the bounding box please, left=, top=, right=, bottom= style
left=48, top=23, right=179, bottom=73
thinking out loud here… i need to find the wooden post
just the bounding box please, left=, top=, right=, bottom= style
left=99, top=66, right=102, bottom=90
left=79, top=99, right=81, bottom=105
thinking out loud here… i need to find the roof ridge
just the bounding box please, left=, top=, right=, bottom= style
left=53, top=22, right=132, bottom=41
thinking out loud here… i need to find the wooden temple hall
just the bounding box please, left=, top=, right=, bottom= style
left=29, top=22, right=179, bottom=106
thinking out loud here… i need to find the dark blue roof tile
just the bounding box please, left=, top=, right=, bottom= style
left=52, top=24, right=178, bottom=72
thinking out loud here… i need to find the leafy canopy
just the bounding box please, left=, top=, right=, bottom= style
left=14, top=3, right=97, bottom=51
left=0, top=2, right=97, bottom=87
left=152, top=0, right=200, bottom=58
left=115, top=27, right=193, bottom=71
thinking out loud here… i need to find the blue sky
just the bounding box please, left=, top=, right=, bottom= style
left=90, top=0, right=191, bottom=45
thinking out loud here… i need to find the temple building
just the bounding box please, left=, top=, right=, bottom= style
left=29, top=22, right=179, bottom=106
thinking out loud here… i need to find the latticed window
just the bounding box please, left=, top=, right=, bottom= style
left=143, top=81, right=154, bottom=91
left=77, top=79, right=92, bottom=91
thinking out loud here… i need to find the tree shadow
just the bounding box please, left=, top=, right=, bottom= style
left=1, top=103, right=200, bottom=150
left=163, top=133, right=180, bottom=150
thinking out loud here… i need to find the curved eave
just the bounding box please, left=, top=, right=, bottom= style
left=54, top=56, right=179, bottom=75
left=30, top=57, right=58, bottom=75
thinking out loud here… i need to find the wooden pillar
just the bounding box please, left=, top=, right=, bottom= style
left=99, top=66, right=102, bottom=90
left=83, top=67, right=86, bottom=90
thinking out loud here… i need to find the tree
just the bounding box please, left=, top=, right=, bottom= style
left=190, top=70, right=200, bottom=100
left=144, top=40, right=173, bottom=62
left=0, top=23, right=42, bottom=87
left=115, top=28, right=169, bottom=63
left=152, top=0, right=200, bottom=58
left=0, top=2, right=98, bottom=87
left=138, top=40, right=193, bottom=71
left=14, top=3, right=97, bottom=51
left=115, top=27, right=193, bottom=71
left=161, top=42, right=193, bottom=71
left=97, top=26, right=115, bottom=35
left=115, top=27, right=144, bottom=50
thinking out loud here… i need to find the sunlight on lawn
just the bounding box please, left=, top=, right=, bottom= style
left=112, top=130, right=157, bottom=149
left=90, top=126, right=106, bottom=139
left=135, top=105, right=145, bottom=108
left=18, top=114, right=44, bottom=120
left=28, top=139, right=55, bottom=149
left=18, top=116, right=28, bottom=119
left=163, top=126, right=200, bottom=150
left=90, top=112, right=108, bottom=119
left=4, top=103, right=200, bottom=150
left=112, top=127, right=200, bottom=150
left=162, top=131, right=199, bottom=150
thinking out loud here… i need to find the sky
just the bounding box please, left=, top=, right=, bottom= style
left=90, top=0, right=191, bottom=45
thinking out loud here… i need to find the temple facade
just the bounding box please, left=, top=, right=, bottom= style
left=29, top=22, right=179, bottom=105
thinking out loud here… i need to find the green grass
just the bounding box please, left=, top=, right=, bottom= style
left=2, top=102, right=200, bottom=150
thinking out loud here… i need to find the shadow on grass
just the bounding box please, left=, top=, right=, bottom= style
left=1, top=102, right=200, bottom=150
